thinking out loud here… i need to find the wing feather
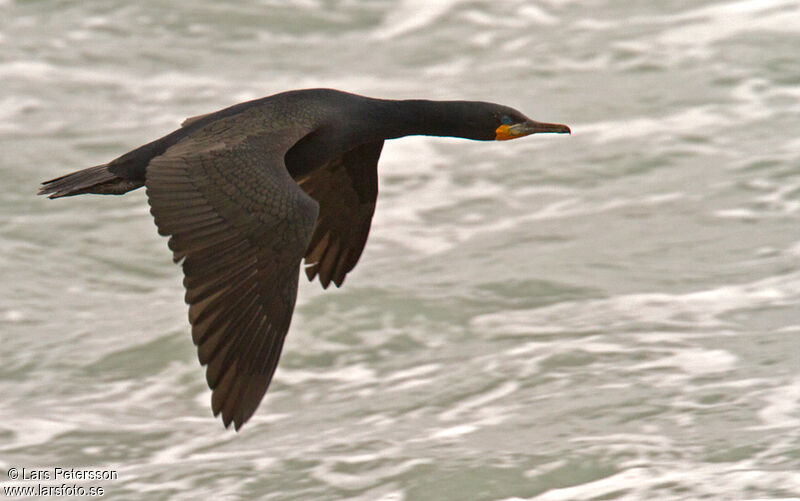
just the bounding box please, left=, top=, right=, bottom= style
left=146, top=131, right=319, bottom=430
left=298, top=140, right=383, bottom=288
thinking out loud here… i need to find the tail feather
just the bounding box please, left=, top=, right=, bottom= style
left=38, top=164, right=143, bottom=199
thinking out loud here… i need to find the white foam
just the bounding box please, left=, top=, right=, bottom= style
left=0, top=96, right=40, bottom=128
left=384, top=363, right=441, bottom=382
left=388, top=378, right=435, bottom=392
left=372, top=492, right=405, bottom=501
left=3, top=310, right=24, bottom=322
left=83, top=15, right=110, bottom=28
left=580, top=75, right=782, bottom=145
left=372, top=0, right=462, bottom=39
left=580, top=106, right=721, bottom=144
left=311, top=455, right=430, bottom=491
left=574, top=18, right=615, bottom=30
left=430, top=424, right=477, bottom=439
left=787, top=241, right=800, bottom=257
left=713, top=208, right=760, bottom=219
left=149, top=432, right=236, bottom=465
left=519, top=5, right=559, bottom=25
left=502, top=464, right=800, bottom=501
left=0, top=60, right=55, bottom=80
left=472, top=271, right=800, bottom=335
left=756, top=377, right=800, bottom=428
left=374, top=135, right=684, bottom=256
left=422, top=57, right=471, bottom=77
left=276, top=364, right=376, bottom=386
left=0, top=417, right=77, bottom=451
left=657, top=0, right=800, bottom=59
left=629, top=348, right=737, bottom=376
left=439, top=381, right=519, bottom=421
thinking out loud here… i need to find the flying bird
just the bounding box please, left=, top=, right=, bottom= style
left=39, top=88, right=570, bottom=430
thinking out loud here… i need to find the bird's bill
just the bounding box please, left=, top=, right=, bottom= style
left=495, top=120, right=571, bottom=140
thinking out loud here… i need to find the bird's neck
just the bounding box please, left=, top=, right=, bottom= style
left=286, top=96, right=489, bottom=178
left=369, top=99, right=481, bottom=141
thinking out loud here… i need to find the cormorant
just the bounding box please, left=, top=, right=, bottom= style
left=39, top=88, right=570, bottom=430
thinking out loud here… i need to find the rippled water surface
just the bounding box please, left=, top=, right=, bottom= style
left=2, top=0, right=800, bottom=499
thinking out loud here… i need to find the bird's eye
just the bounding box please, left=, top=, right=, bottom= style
left=501, top=115, right=513, bottom=125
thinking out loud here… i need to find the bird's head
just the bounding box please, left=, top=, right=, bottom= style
left=492, top=109, right=571, bottom=141
left=460, top=102, right=570, bottom=141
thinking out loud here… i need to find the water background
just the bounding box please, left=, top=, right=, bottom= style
left=2, top=0, right=800, bottom=499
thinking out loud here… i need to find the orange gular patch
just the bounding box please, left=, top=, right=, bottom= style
left=495, top=124, right=516, bottom=141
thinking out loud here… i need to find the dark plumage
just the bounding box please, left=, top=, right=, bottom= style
left=39, top=88, right=569, bottom=430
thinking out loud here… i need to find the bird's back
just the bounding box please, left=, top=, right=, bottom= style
left=106, top=88, right=362, bottom=182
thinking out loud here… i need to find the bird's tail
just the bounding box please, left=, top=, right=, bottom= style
left=38, top=164, right=143, bottom=199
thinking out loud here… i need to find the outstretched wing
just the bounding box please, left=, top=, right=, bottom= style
left=298, top=140, right=383, bottom=288
left=145, top=132, right=319, bottom=430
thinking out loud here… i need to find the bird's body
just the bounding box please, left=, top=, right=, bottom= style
left=39, top=88, right=569, bottom=430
